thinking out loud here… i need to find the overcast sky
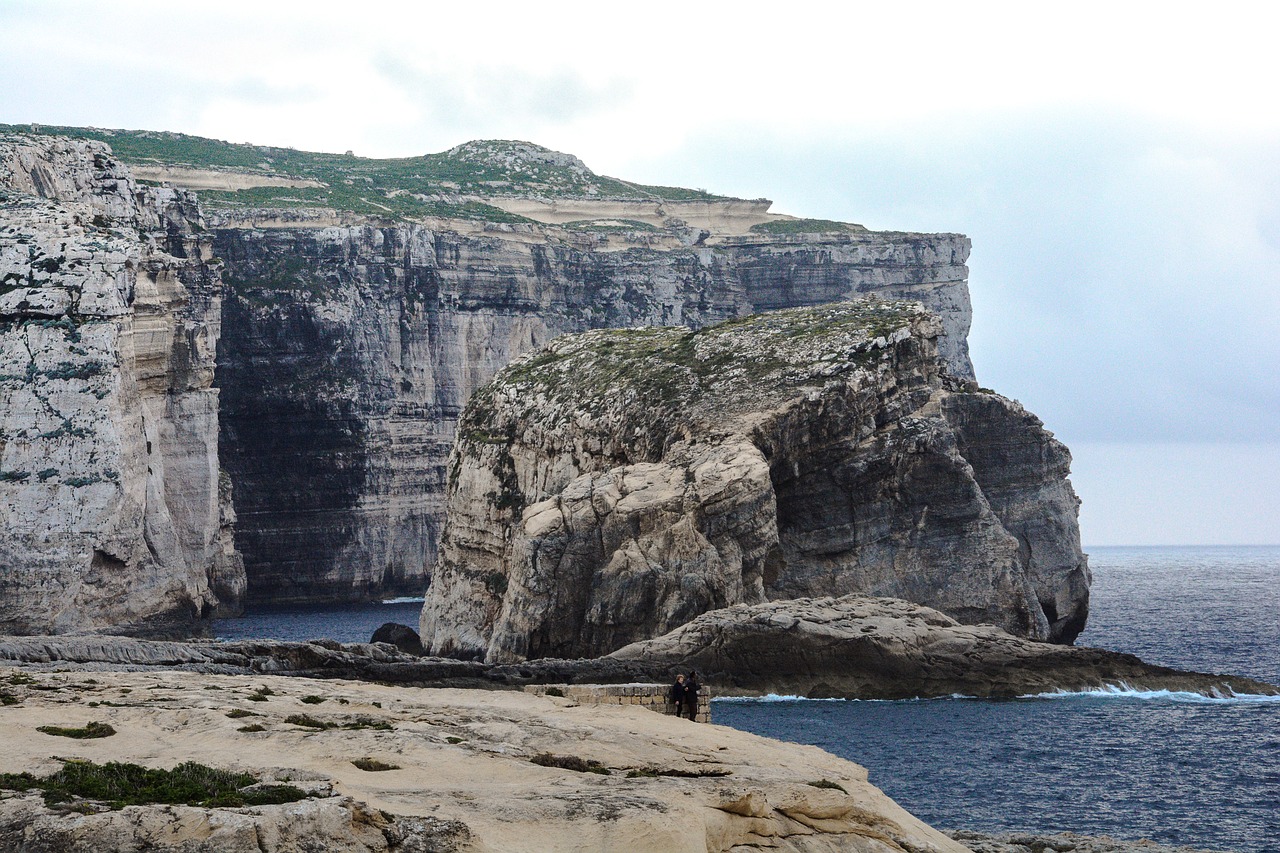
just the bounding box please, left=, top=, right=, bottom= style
left=3, top=1, right=1277, bottom=545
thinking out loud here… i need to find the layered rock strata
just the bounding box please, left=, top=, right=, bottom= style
left=420, top=300, right=1088, bottom=663
left=0, top=136, right=243, bottom=634
left=214, top=223, right=973, bottom=605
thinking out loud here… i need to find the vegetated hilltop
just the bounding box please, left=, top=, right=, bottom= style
left=421, top=299, right=1088, bottom=663
left=0, top=124, right=757, bottom=220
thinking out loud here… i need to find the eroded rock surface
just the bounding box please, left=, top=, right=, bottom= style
left=0, top=136, right=243, bottom=635
left=604, top=595, right=1276, bottom=700
left=0, top=667, right=968, bottom=853
left=214, top=224, right=973, bottom=605
left=421, top=300, right=1088, bottom=663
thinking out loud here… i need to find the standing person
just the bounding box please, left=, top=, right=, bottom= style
left=684, top=671, right=701, bottom=721
left=668, top=673, right=687, bottom=715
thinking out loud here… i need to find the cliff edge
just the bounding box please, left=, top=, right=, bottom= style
left=421, top=300, right=1088, bottom=662
left=0, top=135, right=243, bottom=634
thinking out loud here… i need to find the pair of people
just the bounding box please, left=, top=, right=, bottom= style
left=668, top=671, right=701, bottom=721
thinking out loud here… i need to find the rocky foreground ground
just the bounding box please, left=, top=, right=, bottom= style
left=0, top=667, right=1235, bottom=853
left=0, top=666, right=964, bottom=853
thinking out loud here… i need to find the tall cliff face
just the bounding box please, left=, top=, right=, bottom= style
left=214, top=224, right=973, bottom=605
left=419, top=301, right=1088, bottom=662
left=0, top=136, right=243, bottom=635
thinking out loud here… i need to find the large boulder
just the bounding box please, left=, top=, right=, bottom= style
left=420, top=300, right=1089, bottom=663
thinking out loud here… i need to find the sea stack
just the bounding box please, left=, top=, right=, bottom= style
left=420, top=300, right=1088, bottom=662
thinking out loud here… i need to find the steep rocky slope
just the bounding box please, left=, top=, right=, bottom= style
left=0, top=135, right=242, bottom=635
left=421, top=301, right=1087, bottom=662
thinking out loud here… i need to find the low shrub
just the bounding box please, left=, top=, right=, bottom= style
left=37, top=721, right=115, bottom=739
left=0, top=760, right=309, bottom=809
left=530, top=753, right=610, bottom=775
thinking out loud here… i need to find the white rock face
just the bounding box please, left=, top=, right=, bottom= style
left=0, top=136, right=243, bottom=635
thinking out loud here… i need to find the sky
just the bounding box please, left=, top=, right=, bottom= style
left=2, top=0, right=1277, bottom=546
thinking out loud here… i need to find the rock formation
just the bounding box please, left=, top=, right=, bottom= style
left=603, top=595, right=1275, bottom=700
left=0, top=666, right=969, bottom=853
left=0, top=135, right=243, bottom=635
left=421, top=300, right=1088, bottom=662
left=213, top=221, right=973, bottom=606
left=1, top=599, right=1270, bottom=700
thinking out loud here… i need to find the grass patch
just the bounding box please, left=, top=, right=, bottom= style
left=284, top=714, right=392, bottom=732
left=749, top=218, right=858, bottom=235
left=284, top=713, right=333, bottom=730
left=0, top=691, right=18, bottom=706
left=530, top=753, right=611, bottom=775
left=0, top=125, right=735, bottom=222
left=37, top=722, right=115, bottom=739
left=237, top=724, right=267, bottom=733
left=807, top=779, right=848, bottom=793
left=299, top=695, right=326, bottom=705
left=351, top=757, right=400, bottom=772
left=543, top=686, right=565, bottom=698
left=0, top=760, right=308, bottom=809
left=625, top=767, right=732, bottom=779
left=225, top=708, right=259, bottom=719
left=445, top=736, right=464, bottom=744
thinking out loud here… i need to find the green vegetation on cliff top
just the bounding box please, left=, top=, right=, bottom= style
left=1, top=124, right=738, bottom=221
left=459, top=300, right=927, bottom=449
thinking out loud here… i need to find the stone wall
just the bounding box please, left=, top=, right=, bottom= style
left=524, top=682, right=711, bottom=724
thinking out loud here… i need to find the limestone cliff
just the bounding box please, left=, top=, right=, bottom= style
left=421, top=300, right=1087, bottom=662
left=213, top=219, right=972, bottom=605
left=0, top=127, right=999, bottom=622
left=0, top=136, right=243, bottom=634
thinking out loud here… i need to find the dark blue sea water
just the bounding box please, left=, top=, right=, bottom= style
left=213, top=547, right=1280, bottom=851
left=716, top=546, right=1280, bottom=852
left=213, top=597, right=425, bottom=644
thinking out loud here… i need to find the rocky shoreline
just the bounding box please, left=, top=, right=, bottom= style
left=2, top=595, right=1273, bottom=701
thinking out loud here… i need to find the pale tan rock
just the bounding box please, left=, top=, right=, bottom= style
left=0, top=136, right=243, bottom=634
left=0, top=667, right=970, bottom=853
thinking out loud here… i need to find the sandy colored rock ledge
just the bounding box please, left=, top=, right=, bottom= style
left=0, top=667, right=967, bottom=853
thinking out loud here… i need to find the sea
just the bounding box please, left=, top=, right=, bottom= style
left=214, top=546, right=1280, bottom=852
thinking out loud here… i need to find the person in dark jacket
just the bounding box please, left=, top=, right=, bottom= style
left=683, top=671, right=701, bottom=721
left=668, top=673, right=687, bottom=715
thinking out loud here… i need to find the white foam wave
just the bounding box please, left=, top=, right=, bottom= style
left=1021, top=683, right=1280, bottom=704
left=380, top=596, right=425, bottom=605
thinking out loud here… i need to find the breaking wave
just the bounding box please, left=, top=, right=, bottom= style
left=1020, top=683, right=1280, bottom=703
